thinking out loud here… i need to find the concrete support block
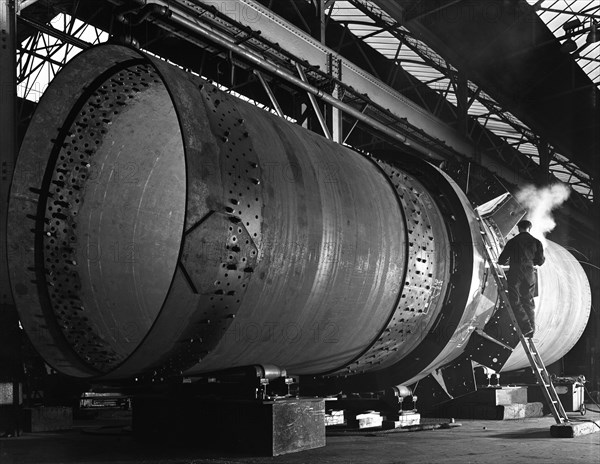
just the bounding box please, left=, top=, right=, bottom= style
left=551, top=420, right=600, bottom=438
left=431, top=401, right=544, bottom=420
left=133, top=396, right=325, bottom=456
left=0, top=382, right=21, bottom=405
left=499, top=402, right=544, bottom=420
left=21, top=406, right=73, bottom=432
left=460, top=387, right=528, bottom=405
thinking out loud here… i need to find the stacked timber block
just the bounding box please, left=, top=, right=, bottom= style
left=346, top=411, right=383, bottom=429
left=324, top=409, right=344, bottom=426
left=382, top=411, right=421, bottom=429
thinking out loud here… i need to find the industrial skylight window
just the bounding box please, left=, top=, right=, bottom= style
left=328, top=0, right=594, bottom=200
left=527, top=0, right=600, bottom=86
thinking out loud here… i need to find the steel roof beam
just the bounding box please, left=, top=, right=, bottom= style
left=194, top=1, right=470, bottom=148
left=176, top=0, right=542, bottom=184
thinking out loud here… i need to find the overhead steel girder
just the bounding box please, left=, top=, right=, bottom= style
left=126, top=2, right=429, bottom=153
left=369, top=0, right=598, bottom=182
left=340, top=0, right=593, bottom=205
left=190, top=0, right=468, bottom=151
left=144, top=0, right=533, bottom=185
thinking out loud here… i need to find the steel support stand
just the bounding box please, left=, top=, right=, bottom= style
left=295, top=62, right=332, bottom=140
left=0, top=1, right=22, bottom=437
left=319, top=1, right=343, bottom=143
left=538, top=141, right=551, bottom=184
left=328, top=54, right=343, bottom=143
left=331, top=83, right=342, bottom=143
left=1, top=0, right=16, bottom=308
left=455, top=70, right=469, bottom=137
left=319, top=0, right=326, bottom=45
left=255, top=70, right=284, bottom=118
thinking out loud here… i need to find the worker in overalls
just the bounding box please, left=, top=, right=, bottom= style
left=497, top=220, right=545, bottom=338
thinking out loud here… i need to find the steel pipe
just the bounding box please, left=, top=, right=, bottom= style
left=141, top=2, right=438, bottom=155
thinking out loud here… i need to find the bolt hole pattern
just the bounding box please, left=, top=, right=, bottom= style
left=335, top=160, right=440, bottom=376
left=42, top=64, right=158, bottom=371
left=155, top=86, right=263, bottom=378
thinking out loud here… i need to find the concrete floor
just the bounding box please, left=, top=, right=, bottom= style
left=0, top=408, right=599, bottom=464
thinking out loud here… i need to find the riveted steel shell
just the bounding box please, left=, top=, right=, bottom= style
left=8, top=45, right=591, bottom=389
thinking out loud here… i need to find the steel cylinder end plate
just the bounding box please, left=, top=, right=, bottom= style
left=43, top=63, right=178, bottom=372
left=10, top=49, right=187, bottom=376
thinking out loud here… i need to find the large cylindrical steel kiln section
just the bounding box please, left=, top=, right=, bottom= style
left=8, top=45, right=591, bottom=390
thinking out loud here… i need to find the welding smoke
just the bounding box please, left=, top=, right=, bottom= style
left=516, top=183, right=570, bottom=246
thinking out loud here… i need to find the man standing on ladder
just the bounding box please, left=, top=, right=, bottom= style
left=497, top=220, right=545, bottom=338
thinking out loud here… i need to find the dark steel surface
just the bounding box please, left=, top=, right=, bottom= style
left=8, top=46, right=148, bottom=378
left=10, top=45, right=407, bottom=380
left=190, top=90, right=406, bottom=375
left=327, top=161, right=451, bottom=376
left=8, top=45, right=591, bottom=391
left=326, top=155, right=492, bottom=391
left=44, top=62, right=185, bottom=372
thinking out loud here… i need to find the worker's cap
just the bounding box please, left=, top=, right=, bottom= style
left=517, top=219, right=532, bottom=230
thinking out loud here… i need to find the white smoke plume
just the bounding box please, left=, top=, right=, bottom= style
left=516, top=183, right=571, bottom=247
